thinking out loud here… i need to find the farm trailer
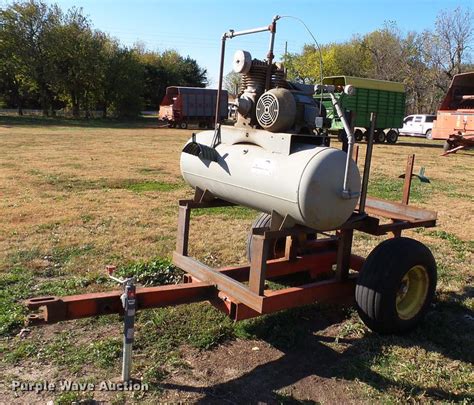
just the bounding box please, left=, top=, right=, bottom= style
left=158, top=86, right=228, bottom=129
left=27, top=17, right=439, bottom=383
left=432, top=72, right=474, bottom=154
left=319, top=76, right=406, bottom=144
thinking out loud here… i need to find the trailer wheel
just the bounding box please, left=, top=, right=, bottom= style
left=354, top=129, right=364, bottom=142
left=355, top=237, right=436, bottom=334
left=337, top=130, right=347, bottom=143
left=179, top=122, right=188, bottom=129
left=374, top=130, right=386, bottom=143
left=386, top=129, right=398, bottom=144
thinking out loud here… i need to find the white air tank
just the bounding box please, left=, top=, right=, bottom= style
left=180, top=129, right=361, bottom=231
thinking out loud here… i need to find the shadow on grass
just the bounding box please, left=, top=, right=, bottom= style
left=160, top=290, right=474, bottom=404
left=0, top=114, right=165, bottom=129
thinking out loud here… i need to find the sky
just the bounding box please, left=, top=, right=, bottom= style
left=29, top=0, right=474, bottom=85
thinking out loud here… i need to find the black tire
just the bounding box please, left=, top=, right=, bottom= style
left=425, top=129, right=432, bottom=140
left=363, top=128, right=370, bottom=141
left=374, top=129, right=386, bottom=143
left=386, top=129, right=398, bottom=144
left=443, top=140, right=457, bottom=152
left=337, top=130, right=347, bottom=143
left=246, top=213, right=286, bottom=261
left=179, top=122, right=188, bottom=129
left=354, top=129, right=364, bottom=142
left=355, top=237, right=437, bottom=334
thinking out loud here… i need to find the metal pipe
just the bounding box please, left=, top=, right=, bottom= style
left=265, top=16, right=280, bottom=91
left=212, top=34, right=227, bottom=146
left=329, top=92, right=357, bottom=199
left=214, top=17, right=280, bottom=144
left=359, top=112, right=377, bottom=213
left=225, top=25, right=272, bottom=38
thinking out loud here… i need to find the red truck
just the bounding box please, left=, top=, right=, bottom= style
left=432, top=72, right=474, bottom=154
left=159, top=86, right=228, bottom=129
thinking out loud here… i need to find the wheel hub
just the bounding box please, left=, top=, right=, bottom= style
left=396, top=265, right=429, bottom=320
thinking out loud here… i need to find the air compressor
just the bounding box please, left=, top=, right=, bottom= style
left=181, top=16, right=361, bottom=231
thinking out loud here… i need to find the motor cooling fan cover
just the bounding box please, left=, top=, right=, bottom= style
left=256, top=88, right=296, bottom=132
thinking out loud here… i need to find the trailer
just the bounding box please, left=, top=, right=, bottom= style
left=26, top=18, right=439, bottom=384
left=158, top=87, right=228, bottom=129
left=432, top=72, right=474, bottom=155
left=319, top=76, right=406, bottom=144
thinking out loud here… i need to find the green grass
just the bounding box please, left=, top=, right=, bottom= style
left=368, top=175, right=428, bottom=202
left=426, top=230, right=474, bottom=260
left=2, top=260, right=473, bottom=403
left=54, top=392, right=95, bottom=405
left=0, top=268, right=34, bottom=336
left=28, top=170, right=183, bottom=193
left=124, top=180, right=182, bottom=193
left=192, top=206, right=257, bottom=220
left=324, top=304, right=474, bottom=402
left=367, top=173, right=474, bottom=203
left=3, top=332, right=121, bottom=373
left=116, top=258, right=183, bottom=286
left=30, top=170, right=184, bottom=193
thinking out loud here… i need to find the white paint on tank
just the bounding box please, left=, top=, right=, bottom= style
left=180, top=128, right=361, bottom=230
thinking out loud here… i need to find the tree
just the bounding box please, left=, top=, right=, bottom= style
left=139, top=49, right=208, bottom=110
left=0, top=0, right=61, bottom=115
left=434, top=7, right=474, bottom=80
left=224, top=71, right=240, bottom=95
left=100, top=44, right=144, bottom=118
left=48, top=8, right=106, bottom=117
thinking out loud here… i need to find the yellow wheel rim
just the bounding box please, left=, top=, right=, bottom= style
left=396, top=265, right=429, bottom=320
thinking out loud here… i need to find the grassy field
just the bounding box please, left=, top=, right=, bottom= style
left=0, top=116, right=473, bottom=404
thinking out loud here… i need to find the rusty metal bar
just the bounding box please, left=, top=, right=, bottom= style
left=335, top=229, right=354, bottom=281
left=26, top=282, right=215, bottom=324
left=362, top=196, right=437, bottom=221
left=248, top=234, right=270, bottom=295
left=402, top=154, right=415, bottom=205
left=173, top=252, right=264, bottom=312
left=186, top=251, right=364, bottom=284
left=359, top=112, right=377, bottom=213
left=178, top=198, right=235, bottom=209
left=374, top=219, right=437, bottom=235
left=176, top=204, right=191, bottom=256
left=261, top=275, right=357, bottom=314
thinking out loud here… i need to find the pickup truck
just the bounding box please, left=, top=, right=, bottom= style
left=399, top=114, right=436, bottom=139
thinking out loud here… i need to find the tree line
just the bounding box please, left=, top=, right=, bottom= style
left=282, top=7, right=473, bottom=114
left=0, top=0, right=208, bottom=118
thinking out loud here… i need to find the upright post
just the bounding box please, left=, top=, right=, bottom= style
left=121, top=281, right=136, bottom=382
left=359, top=112, right=377, bottom=214
left=106, top=265, right=136, bottom=383
left=402, top=154, right=415, bottom=205
left=176, top=204, right=191, bottom=256
left=248, top=234, right=270, bottom=295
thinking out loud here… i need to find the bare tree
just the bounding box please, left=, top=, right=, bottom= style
left=434, top=7, right=474, bottom=79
